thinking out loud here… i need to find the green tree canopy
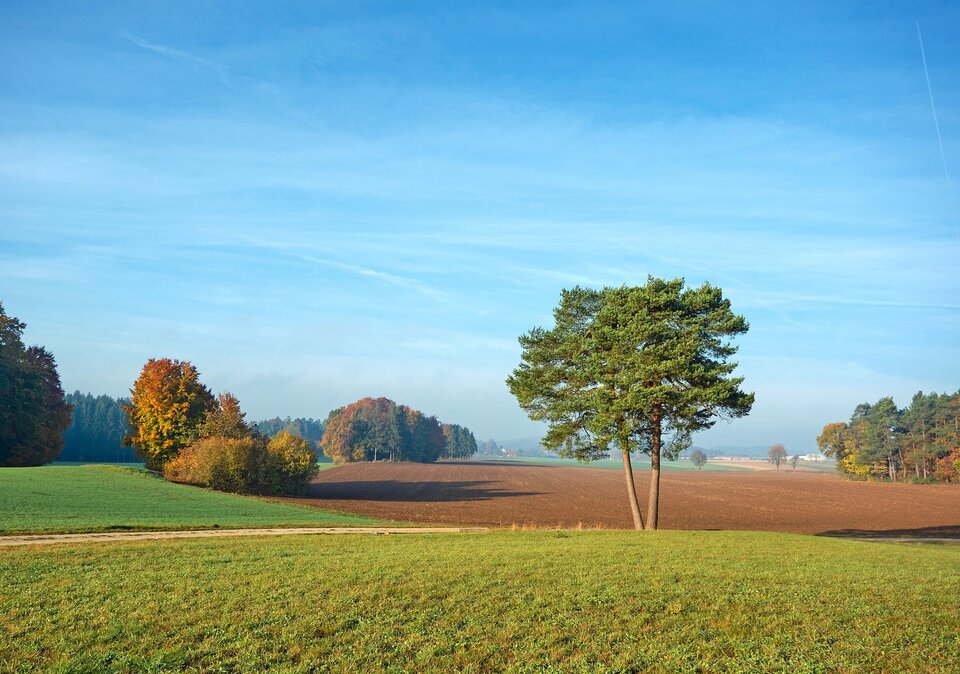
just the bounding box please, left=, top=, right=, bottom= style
left=507, top=277, right=753, bottom=530
left=441, top=423, right=479, bottom=459
left=0, top=302, right=72, bottom=466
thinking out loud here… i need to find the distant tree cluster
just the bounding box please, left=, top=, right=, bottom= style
left=817, top=391, right=960, bottom=483
left=321, top=397, right=477, bottom=463
left=0, top=303, right=72, bottom=466
left=61, top=392, right=138, bottom=463
left=254, top=417, right=326, bottom=447
left=123, top=359, right=317, bottom=493
left=477, top=439, right=502, bottom=454
left=441, top=423, right=478, bottom=459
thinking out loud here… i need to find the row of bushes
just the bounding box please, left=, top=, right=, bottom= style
left=164, top=431, right=317, bottom=495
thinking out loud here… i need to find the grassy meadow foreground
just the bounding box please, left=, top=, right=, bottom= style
left=2, top=531, right=958, bottom=673
left=0, top=465, right=374, bottom=534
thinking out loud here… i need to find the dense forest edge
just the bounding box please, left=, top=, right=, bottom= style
left=818, top=392, right=960, bottom=483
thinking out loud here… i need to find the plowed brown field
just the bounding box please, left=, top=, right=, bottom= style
left=283, top=461, right=960, bottom=535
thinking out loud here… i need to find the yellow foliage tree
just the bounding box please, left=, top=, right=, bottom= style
left=817, top=420, right=873, bottom=479
left=266, top=431, right=318, bottom=493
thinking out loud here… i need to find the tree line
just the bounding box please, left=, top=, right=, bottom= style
left=817, top=391, right=960, bottom=482
left=441, top=423, right=479, bottom=459
left=56, top=401, right=331, bottom=465
left=253, top=417, right=326, bottom=447
left=320, top=396, right=478, bottom=463
left=52, top=370, right=478, bottom=470
left=60, top=392, right=138, bottom=463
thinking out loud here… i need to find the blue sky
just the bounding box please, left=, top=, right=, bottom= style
left=1, top=1, right=958, bottom=451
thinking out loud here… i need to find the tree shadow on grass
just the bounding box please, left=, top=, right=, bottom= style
left=306, top=480, right=542, bottom=503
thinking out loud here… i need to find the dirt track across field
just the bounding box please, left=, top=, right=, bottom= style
left=0, top=527, right=487, bottom=548
left=284, top=461, right=960, bottom=536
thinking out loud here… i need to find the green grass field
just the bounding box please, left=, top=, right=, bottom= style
left=476, top=454, right=752, bottom=472
left=0, top=465, right=374, bottom=534
left=1, top=531, right=958, bottom=672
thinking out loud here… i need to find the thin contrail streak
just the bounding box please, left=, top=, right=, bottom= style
left=916, top=21, right=952, bottom=189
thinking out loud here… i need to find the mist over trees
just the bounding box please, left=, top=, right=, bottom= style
left=0, top=302, right=72, bottom=466
left=477, top=439, right=502, bottom=454
left=320, top=397, right=478, bottom=463
left=61, top=392, right=138, bottom=463
left=253, top=417, right=326, bottom=447
left=817, top=391, right=960, bottom=482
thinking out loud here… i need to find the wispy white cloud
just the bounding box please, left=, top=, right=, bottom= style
left=230, top=236, right=450, bottom=301
left=121, top=32, right=231, bottom=86
left=298, top=253, right=451, bottom=302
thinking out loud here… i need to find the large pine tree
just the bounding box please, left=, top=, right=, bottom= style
left=507, top=278, right=754, bottom=530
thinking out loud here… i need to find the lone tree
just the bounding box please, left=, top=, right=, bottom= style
left=507, top=277, right=754, bottom=530
left=0, top=302, right=73, bottom=466
left=790, top=455, right=800, bottom=471
left=768, top=444, right=788, bottom=470
left=123, top=358, right=216, bottom=471
left=689, top=449, right=708, bottom=470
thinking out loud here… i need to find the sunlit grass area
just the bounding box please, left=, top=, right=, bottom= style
left=0, top=464, right=374, bottom=534
left=2, top=531, right=958, bottom=672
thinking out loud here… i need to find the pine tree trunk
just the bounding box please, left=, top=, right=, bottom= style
left=620, top=440, right=644, bottom=530
left=645, top=404, right=662, bottom=531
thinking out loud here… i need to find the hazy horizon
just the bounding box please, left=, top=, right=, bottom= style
left=2, top=2, right=958, bottom=453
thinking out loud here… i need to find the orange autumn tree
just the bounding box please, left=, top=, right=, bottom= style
left=123, top=358, right=216, bottom=471
left=199, top=391, right=251, bottom=439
